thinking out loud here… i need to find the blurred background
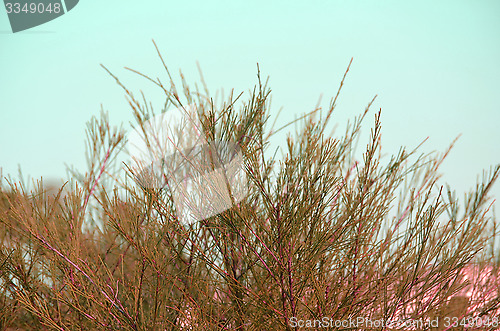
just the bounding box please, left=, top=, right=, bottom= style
left=0, top=0, right=499, bottom=202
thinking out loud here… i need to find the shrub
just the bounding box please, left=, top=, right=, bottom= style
left=1, top=44, right=499, bottom=330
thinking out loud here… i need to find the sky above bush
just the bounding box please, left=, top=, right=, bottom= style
left=0, top=0, right=498, bottom=199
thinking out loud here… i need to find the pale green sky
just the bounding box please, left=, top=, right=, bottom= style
left=0, top=0, right=499, bottom=201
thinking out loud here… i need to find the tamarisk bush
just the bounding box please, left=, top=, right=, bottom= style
left=1, top=45, right=499, bottom=330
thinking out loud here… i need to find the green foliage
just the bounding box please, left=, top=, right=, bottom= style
left=1, top=46, right=499, bottom=330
